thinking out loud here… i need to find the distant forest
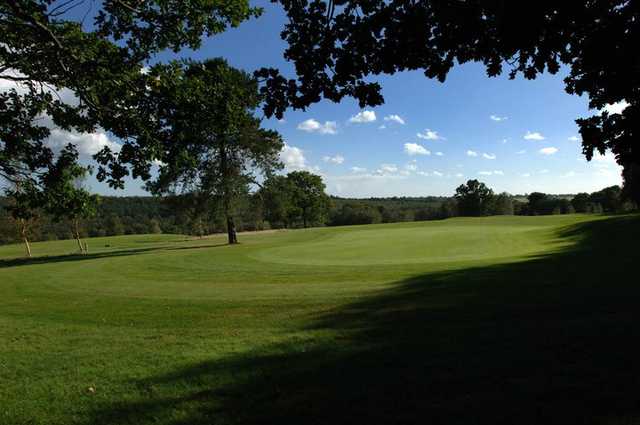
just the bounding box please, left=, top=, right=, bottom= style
left=0, top=183, right=635, bottom=246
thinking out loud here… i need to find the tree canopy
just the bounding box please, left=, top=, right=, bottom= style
left=455, top=179, right=494, bottom=216
left=133, top=58, right=283, bottom=244
left=1, top=0, right=259, bottom=190
left=258, top=0, right=639, bottom=197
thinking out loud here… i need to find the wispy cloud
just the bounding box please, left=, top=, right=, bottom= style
left=435, top=151, right=444, bottom=156
left=539, top=147, right=558, bottom=155
left=524, top=131, right=545, bottom=141
left=466, top=150, right=478, bottom=157
left=516, top=150, right=526, bottom=155
left=490, top=115, right=508, bottom=122
left=404, top=161, right=418, bottom=172
left=568, top=135, right=579, bottom=142
left=478, top=170, right=504, bottom=176
left=482, top=153, right=496, bottom=160
left=297, top=119, right=337, bottom=134
left=322, top=154, right=345, bottom=164
left=383, top=114, right=405, bottom=125
left=417, top=129, right=443, bottom=140
left=349, top=110, right=377, bottom=123
left=404, top=142, right=430, bottom=156
left=351, top=166, right=367, bottom=173
left=376, top=163, right=398, bottom=175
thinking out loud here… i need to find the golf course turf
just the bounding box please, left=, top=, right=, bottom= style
left=1, top=214, right=639, bottom=424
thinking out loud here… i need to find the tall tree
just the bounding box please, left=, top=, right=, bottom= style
left=455, top=179, right=494, bottom=217
left=260, top=174, right=296, bottom=228
left=142, top=59, right=283, bottom=244
left=287, top=171, right=330, bottom=228
left=258, top=1, right=639, bottom=199
left=1, top=0, right=259, bottom=199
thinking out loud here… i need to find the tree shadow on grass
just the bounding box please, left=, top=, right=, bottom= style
left=0, top=243, right=228, bottom=269
left=89, top=216, right=640, bottom=425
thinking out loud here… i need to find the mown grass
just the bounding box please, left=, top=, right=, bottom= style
left=0, top=214, right=638, bottom=425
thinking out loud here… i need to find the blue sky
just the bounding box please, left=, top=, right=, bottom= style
left=46, top=1, right=628, bottom=197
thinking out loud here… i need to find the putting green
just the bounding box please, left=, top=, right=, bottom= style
left=251, top=217, right=570, bottom=266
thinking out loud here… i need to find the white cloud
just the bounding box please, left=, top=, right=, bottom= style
left=383, top=114, right=405, bottom=125
left=46, top=129, right=121, bottom=156
left=539, top=169, right=550, bottom=174
left=516, top=150, right=526, bottom=154
left=297, top=119, right=337, bottom=134
left=417, top=129, right=443, bottom=140
left=482, top=153, right=496, bottom=160
left=435, top=151, right=444, bottom=156
left=277, top=118, right=286, bottom=124
left=455, top=173, right=464, bottom=178
left=466, top=150, right=478, bottom=157
left=539, top=147, right=559, bottom=155
left=568, top=135, right=579, bottom=142
left=280, top=144, right=307, bottom=170
left=349, top=110, right=377, bottom=123
left=378, top=125, right=386, bottom=130
left=494, top=170, right=504, bottom=175
left=602, top=100, right=629, bottom=115
left=404, top=142, right=430, bottom=156
left=323, top=154, right=345, bottom=165
left=351, top=166, right=367, bottom=173
left=417, top=171, right=430, bottom=177
left=501, top=138, right=508, bottom=144
left=490, top=115, right=508, bottom=122
left=376, top=164, right=398, bottom=175
left=521, top=173, right=531, bottom=178
left=432, top=171, right=443, bottom=177
left=404, top=161, right=418, bottom=172
left=524, top=131, right=545, bottom=141
left=478, top=170, right=504, bottom=176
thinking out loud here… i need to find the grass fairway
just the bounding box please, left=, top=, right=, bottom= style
left=1, top=214, right=639, bottom=424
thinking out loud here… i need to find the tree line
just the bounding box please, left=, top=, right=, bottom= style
left=2, top=176, right=635, bottom=250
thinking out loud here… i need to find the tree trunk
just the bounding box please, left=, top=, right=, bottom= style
left=74, top=219, right=85, bottom=253
left=20, top=219, right=31, bottom=258
left=227, top=215, right=238, bottom=244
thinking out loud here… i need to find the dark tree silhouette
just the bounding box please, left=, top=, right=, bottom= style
left=1, top=0, right=259, bottom=198
left=455, top=179, right=494, bottom=216
left=258, top=1, right=639, bottom=199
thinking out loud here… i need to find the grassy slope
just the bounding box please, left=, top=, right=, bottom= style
left=0, top=214, right=639, bottom=425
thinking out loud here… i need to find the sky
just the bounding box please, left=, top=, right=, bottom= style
left=7, top=1, right=625, bottom=198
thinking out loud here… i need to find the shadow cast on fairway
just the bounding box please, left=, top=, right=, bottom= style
left=0, top=243, right=228, bottom=268
left=89, top=216, right=640, bottom=425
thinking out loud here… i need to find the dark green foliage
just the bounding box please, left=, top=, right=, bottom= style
left=329, top=203, right=382, bottom=226
left=260, top=171, right=331, bottom=228
left=260, top=175, right=296, bottom=228
left=455, top=180, right=495, bottom=216
left=133, top=58, right=283, bottom=244
left=571, top=193, right=591, bottom=213
left=1, top=0, right=258, bottom=194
